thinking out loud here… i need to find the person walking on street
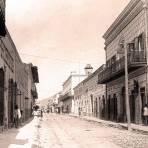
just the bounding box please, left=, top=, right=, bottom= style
left=14, top=105, right=21, bottom=128
left=143, top=104, right=148, bottom=125
left=33, top=108, right=40, bottom=127
left=78, top=107, right=81, bottom=116
left=41, top=109, right=43, bottom=118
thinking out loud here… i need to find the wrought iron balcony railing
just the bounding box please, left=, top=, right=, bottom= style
left=60, top=92, right=73, bottom=101
left=98, top=50, right=146, bottom=84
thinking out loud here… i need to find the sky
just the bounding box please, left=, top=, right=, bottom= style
left=6, top=0, right=130, bottom=99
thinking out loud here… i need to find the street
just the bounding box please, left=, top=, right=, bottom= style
left=0, top=114, right=148, bottom=148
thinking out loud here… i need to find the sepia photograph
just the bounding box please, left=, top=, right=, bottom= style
left=0, top=0, right=148, bottom=147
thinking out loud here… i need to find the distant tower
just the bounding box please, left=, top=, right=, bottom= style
left=84, top=64, right=93, bottom=76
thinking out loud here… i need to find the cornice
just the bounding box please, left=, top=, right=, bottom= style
left=103, top=0, right=144, bottom=47
left=141, top=0, right=148, bottom=7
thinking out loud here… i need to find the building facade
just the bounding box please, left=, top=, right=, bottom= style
left=0, top=2, right=39, bottom=129
left=98, top=0, right=148, bottom=124
left=24, top=63, right=39, bottom=121
left=59, top=73, right=87, bottom=114
left=48, top=92, right=62, bottom=113
left=0, top=33, right=15, bottom=128
left=0, top=30, right=39, bottom=129
left=74, top=65, right=106, bottom=118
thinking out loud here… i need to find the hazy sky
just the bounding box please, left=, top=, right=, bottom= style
left=6, top=0, right=130, bottom=99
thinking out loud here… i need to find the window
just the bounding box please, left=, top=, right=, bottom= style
left=106, top=59, right=111, bottom=68
left=128, top=41, right=135, bottom=52
left=111, top=55, right=116, bottom=64
left=138, top=34, right=144, bottom=51
left=134, top=33, right=145, bottom=51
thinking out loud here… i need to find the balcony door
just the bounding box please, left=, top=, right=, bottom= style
left=133, top=33, right=145, bottom=62
left=111, top=56, right=116, bottom=73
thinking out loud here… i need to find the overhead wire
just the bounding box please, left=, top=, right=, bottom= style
left=19, top=52, right=99, bottom=64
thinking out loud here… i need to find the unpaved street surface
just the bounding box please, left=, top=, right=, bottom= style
left=0, top=114, right=148, bottom=148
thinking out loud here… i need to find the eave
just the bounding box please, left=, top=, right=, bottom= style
left=103, top=0, right=144, bottom=47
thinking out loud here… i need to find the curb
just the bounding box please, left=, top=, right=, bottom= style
left=69, top=114, right=148, bottom=135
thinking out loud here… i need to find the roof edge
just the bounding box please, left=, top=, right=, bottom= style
left=103, top=0, right=143, bottom=39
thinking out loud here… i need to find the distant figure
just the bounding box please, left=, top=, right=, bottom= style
left=143, top=104, right=148, bottom=125
left=14, top=105, right=21, bottom=128
left=78, top=107, right=81, bottom=116
left=41, top=109, right=43, bottom=118
left=33, top=108, right=39, bottom=117
left=20, top=110, right=23, bottom=125
left=21, top=110, right=23, bottom=116
left=46, top=109, right=49, bottom=113
left=33, top=108, right=40, bottom=127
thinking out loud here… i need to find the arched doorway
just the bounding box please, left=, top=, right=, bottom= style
left=107, top=95, right=111, bottom=120
left=102, top=96, right=105, bottom=119
left=121, top=87, right=126, bottom=122
left=90, top=94, right=93, bottom=116
left=130, top=90, right=135, bottom=123
left=0, top=68, right=4, bottom=126
left=8, top=79, right=14, bottom=127
left=94, top=97, right=98, bottom=117
left=140, top=87, right=146, bottom=124
left=113, top=94, right=118, bottom=121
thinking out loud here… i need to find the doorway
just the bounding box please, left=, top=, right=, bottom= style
left=113, top=94, right=118, bottom=121
left=8, top=79, right=14, bottom=127
left=130, top=90, right=135, bottom=123
left=94, top=98, right=98, bottom=117
left=0, top=68, right=4, bottom=126
left=140, top=87, right=146, bottom=124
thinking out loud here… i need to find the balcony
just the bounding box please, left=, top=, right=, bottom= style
left=60, top=92, right=73, bottom=101
left=31, top=89, right=38, bottom=99
left=0, top=5, right=6, bottom=36
left=31, top=66, right=39, bottom=83
left=98, top=51, right=146, bottom=84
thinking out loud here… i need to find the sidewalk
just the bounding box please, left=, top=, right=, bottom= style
left=0, top=117, right=33, bottom=134
left=0, top=117, right=34, bottom=148
left=69, top=114, right=148, bottom=135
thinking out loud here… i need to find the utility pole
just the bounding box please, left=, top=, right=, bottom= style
left=143, top=3, right=148, bottom=104
left=124, top=43, right=131, bottom=131
left=119, top=41, right=131, bottom=131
